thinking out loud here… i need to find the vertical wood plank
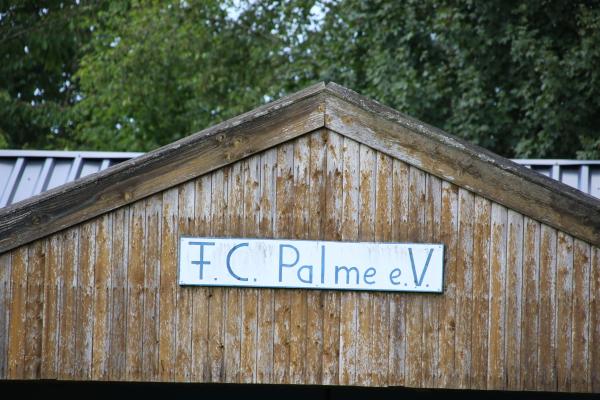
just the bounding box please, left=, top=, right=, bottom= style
left=256, top=149, right=276, bottom=384
left=41, top=235, right=61, bottom=379
left=487, top=203, right=507, bottom=389
left=521, top=217, right=540, bottom=390
left=208, top=170, right=225, bottom=382
left=572, top=239, right=591, bottom=392
left=372, top=152, right=393, bottom=387
left=471, top=196, right=491, bottom=389
left=505, top=210, right=523, bottom=389
left=126, top=202, right=145, bottom=381
left=0, top=251, right=11, bottom=379
left=455, top=188, right=474, bottom=389
left=142, top=194, right=161, bottom=381
left=356, top=144, right=375, bottom=386
left=306, top=130, right=327, bottom=385
left=92, top=214, right=112, bottom=380
left=322, top=131, right=342, bottom=385
left=339, top=136, right=359, bottom=385
left=159, top=188, right=179, bottom=381
left=556, top=231, right=573, bottom=392
left=437, top=181, right=458, bottom=388
left=273, top=142, right=294, bottom=384
left=109, top=207, right=128, bottom=381
left=24, top=240, right=44, bottom=379
left=224, top=162, right=243, bottom=384
left=76, top=222, right=95, bottom=380
left=289, top=136, right=310, bottom=384
left=406, top=166, right=426, bottom=387
left=388, top=159, right=410, bottom=387
left=424, top=174, right=441, bottom=387
left=7, top=246, right=27, bottom=379
left=58, top=228, right=78, bottom=379
left=591, top=246, right=600, bottom=392
left=177, top=180, right=195, bottom=381
left=240, top=155, right=260, bottom=383
left=192, top=176, right=210, bottom=382
left=537, top=224, right=557, bottom=391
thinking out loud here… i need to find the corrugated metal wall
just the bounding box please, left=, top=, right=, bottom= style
left=0, top=150, right=142, bottom=208
left=513, top=159, right=600, bottom=199
left=0, top=151, right=598, bottom=209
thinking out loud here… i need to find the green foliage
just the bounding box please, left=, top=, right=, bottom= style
left=317, top=0, right=600, bottom=158
left=0, top=0, right=101, bottom=149
left=1, top=0, right=599, bottom=158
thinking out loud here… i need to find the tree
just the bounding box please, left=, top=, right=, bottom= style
left=316, top=0, right=600, bottom=158
left=2, top=0, right=599, bottom=159
left=71, top=0, right=320, bottom=151
left=0, top=0, right=101, bottom=149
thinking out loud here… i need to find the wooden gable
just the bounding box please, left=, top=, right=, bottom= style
left=0, top=83, right=599, bottom=392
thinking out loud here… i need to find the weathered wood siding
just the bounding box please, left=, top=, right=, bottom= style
left=0, top=129, right=598, bottom=392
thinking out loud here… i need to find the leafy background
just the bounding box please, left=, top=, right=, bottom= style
left=1, top=0, right=599, bottom=158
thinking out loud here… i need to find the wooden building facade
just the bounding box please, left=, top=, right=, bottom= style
left=0, top=83, right=598, bottom=394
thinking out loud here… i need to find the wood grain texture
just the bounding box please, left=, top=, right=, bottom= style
left=306, top=130, right=327, bottom=385
left=487, top=203, right=507, bottom=389
left=437, top=181, right=458, bottom=388
left=538, top=224, right=557, bottom=391
left=192, top=176, right=210, bottom=382
left=142, top=194, right=162, bottom=381
left=208, top=171, right=225, bottom=382
left=455, top=188, right=474, bottom=389
left=126, top=201, right=145, bottom=381
left=592, top=246, right=600, bottom=392
left=0, top=84, right=326, bottom=254
left=7, top=246, right=27, bottom=379
left=224, top=162, right=243, bottom=384
left=290, top=136, right=310, bottom=384
left=108, top=207, right=128, bottom=381
left=572, top=239, right=591, bottom=392
left=159, top=188, right=178, bottom=382
left=240, top=155, right=260, bottom=383
left=556, top=231, right=574, bottom=392
left=388, top=159, right=410, bottom=387
left=0, top=251, right=11, bottom=379
left=177, top=181, right=195, bottom=382
left=339, top=136, right=359, bottom=385
left=471, top=196, right=491, bottom=389
left=41, top=234, right=61, bottom=379
left=521, top=217, right=540, bottom=390
left=24, top=240, right=44, bottom=379
left=273, top=143, right=293, bottom=384
left=58, top=228, right=78, bottom=380
left=372, top=152, right=392, bottom=387
left=256, top=148, right=276, bottom=384
left=321, top=131, right=342, bottom=386
left=1, top=128, right=599, bottom=393
left=91, top=214, right=112, bottom=380
left=406, top=166, right=426, bottom=388
left=424, top=174, right=441, bottom=387
left=505, top=210, right=523, bottom=389
left=324, top=83, right=600, bottom=248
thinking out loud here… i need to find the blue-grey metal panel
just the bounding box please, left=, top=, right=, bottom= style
left=0, top=151, right=598, bottom=209
left=513, top=159, right=600, bottom=199
left=0, top=150, right=142, bottom=208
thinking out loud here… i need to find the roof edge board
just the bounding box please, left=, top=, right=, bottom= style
left=322, top=82, right=600, bottom=247
left=0, top=83, right=327, bottom=254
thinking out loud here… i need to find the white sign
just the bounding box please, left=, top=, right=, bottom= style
left=178, top=237, right=444, bottom=293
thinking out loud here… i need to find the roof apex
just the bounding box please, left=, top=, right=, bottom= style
left=1, top=82, right=599, bottom=253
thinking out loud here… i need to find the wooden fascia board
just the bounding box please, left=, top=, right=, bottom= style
left=0, top=83, right=327, bottom=254
left=2, top=80, right=599, bottom=253
left=323, top=82, right=600, bottom=248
